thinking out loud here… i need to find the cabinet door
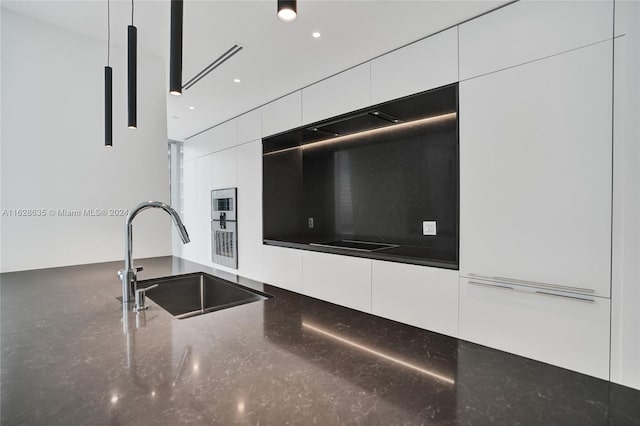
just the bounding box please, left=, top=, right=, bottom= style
left=371, top=28, right=458, bottom=104
left=302, top=63, right=371, bottom=125
left=262, top=245, right=303, bottom=293
left=180, top=159, right=200, bottom=263
left=236, top=109, right=262, bottom=145
left=459, top=0, right=613, bottom=80
left=237, top=140, right=262, bottom=281
left=459, top=42, right=612, bottom=296
left=184, top=120, right=236, bottom=161
left=302, top=251, right=372, bottom=313
left=459, top=277, right=610, bottom=380
left=262, top=91, right=301, bottom=138
left=371, top=261, right=458, bottom=337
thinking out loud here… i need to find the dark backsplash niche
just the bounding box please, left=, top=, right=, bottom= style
left=263, top=83, right=459, bottom=266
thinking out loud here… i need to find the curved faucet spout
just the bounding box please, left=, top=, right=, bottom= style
left=120, top=201, right=190, bottom=304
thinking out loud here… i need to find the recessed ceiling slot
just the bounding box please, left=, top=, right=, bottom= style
left=183, top=44, right=243, bottom=91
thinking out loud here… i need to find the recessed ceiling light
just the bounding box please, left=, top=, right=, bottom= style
left=312, top=32, right=321, bottom=38
left=188, top=106, right=195, bottom=110
left=233, top=78, right=241, bottom=83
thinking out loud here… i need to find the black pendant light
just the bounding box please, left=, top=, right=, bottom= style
left=105, top=0, right=112, bottom=146
left=277, top=0, right=297, bottom=22
left=169, top=0, right=183, bottom=96
left=127, top=0, right=137, bottom=129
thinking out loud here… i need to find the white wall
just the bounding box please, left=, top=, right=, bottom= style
left=611, top=0, right=640, bottom=390
left=0, top=10, right=172, bottom=272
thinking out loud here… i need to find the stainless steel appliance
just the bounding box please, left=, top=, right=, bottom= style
left=211, top=188, right=238, bottom=269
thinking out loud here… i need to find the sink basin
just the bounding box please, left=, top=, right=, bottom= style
left=138, top=272, right=272, bottom=319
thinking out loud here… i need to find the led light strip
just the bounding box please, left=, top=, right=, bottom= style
left=301, top=322, right=455, bottom=385
left=263, top=111, right=457, bottom=157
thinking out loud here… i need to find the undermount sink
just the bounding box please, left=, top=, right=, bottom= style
left=138, top=272, right=272, bottom=319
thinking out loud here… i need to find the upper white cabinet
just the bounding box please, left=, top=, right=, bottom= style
left=371, top=261, right=459, bottom=337
left=236, top=109, right=262, bottom=145
left=262, top=91, right=302, bottom=138
left=302, top=63, right=371, bottom=125
left=459, top=42, right=613, bottom=296
left=302, top=251, right=372, bottom=313
left=371, top=28, right=458, bottom=104
left=459, top=0, right=613, bottom=80
left=262, top=245, right=303, bottom=293
left=184, top=120, right=236, bottom=161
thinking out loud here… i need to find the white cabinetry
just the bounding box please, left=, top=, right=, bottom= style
left=459, top=277, right=610, bottom=379
left=236, top=109, right=262, bottom=145
left=184, top=120, right=236, bottom=161
left=181, top=159, right=199, bottom=263
left=459, top=0, right=613, bottom=80
left=302, top=63, right=371, bottom=125
left=196, top=150, right=237, bottom=269
left=302, top=251, right=372, bottom=313
left=262, top=91, right=302, bottom=137
left=237, top=140, right=262, bottom=281
left=371, top=261, right=458, bottom=337
left=460, top=42, right=612, bottom=296
left=371, top=28, right=458, bottom=104
left=262, top=245, right=303, bottom=293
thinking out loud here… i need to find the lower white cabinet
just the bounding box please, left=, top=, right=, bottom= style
left=262, top=245, right=303, bottom=293
left=458, top=277, right=611, bottom=380
left=302, top=251, right=372, bottom=313
left=372, top=261, right=459, bottom=337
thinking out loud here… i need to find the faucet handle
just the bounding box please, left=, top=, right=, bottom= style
left=134, top=284, right=158, bottom=311
left=117, top=270, right=124, bottom=280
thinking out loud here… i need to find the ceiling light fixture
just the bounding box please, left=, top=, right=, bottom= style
left=127, top=0, right=137, bottom=129
left=277, top=0, right=297, bottom=22
left=312, top=32, right=321, bottom=38
left=188, top=106, right=195, bottom=110
left=233, top=78, right=241, bottom=83
left=169, top=0, right=183, bottom=96
left=104, top=0, right=112, bottom=146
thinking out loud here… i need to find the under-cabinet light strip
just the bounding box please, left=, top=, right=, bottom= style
left=301, top=322, right=455, bottom=385
left=263, top=111, right=457, bottom=157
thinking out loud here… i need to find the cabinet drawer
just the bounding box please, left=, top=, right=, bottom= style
left=372, top=260, right=458, bottom=337
left=262, top=245, right=303, bottom=293
left=459, top=278, right=610, bottom=379
left=459, top=0, right=613, bottom=80
left=302, top=251, right=372, bottom=313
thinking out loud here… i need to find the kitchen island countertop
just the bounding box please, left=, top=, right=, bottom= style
left=1, top=256, right=638, bottom=425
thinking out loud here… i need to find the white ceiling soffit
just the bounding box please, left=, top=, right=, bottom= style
left=1, top=0, right=509, bottom=141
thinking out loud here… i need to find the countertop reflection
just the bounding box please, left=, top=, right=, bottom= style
left=1, top=256, right=638, bottom=425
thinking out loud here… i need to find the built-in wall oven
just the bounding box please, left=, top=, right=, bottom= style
left=211, top=188, right=238, bottom=269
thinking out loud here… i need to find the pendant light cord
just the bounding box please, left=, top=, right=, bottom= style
left=107, top=0, right=111, bottom=66
left=131, top=0, right=134, bottom=25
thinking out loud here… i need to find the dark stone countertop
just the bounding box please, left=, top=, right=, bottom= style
left=1, top=256, right=638, bottom=425
left=264, top=239, right=459, bottom=270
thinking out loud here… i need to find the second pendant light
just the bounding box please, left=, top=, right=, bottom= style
left=128, top=0, right=137, bottom=129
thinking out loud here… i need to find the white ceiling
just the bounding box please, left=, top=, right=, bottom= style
left=2, top=0, right=507, bottom=141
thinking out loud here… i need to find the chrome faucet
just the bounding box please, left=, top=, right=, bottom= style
left=118, top=201, right=190, bottom=304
